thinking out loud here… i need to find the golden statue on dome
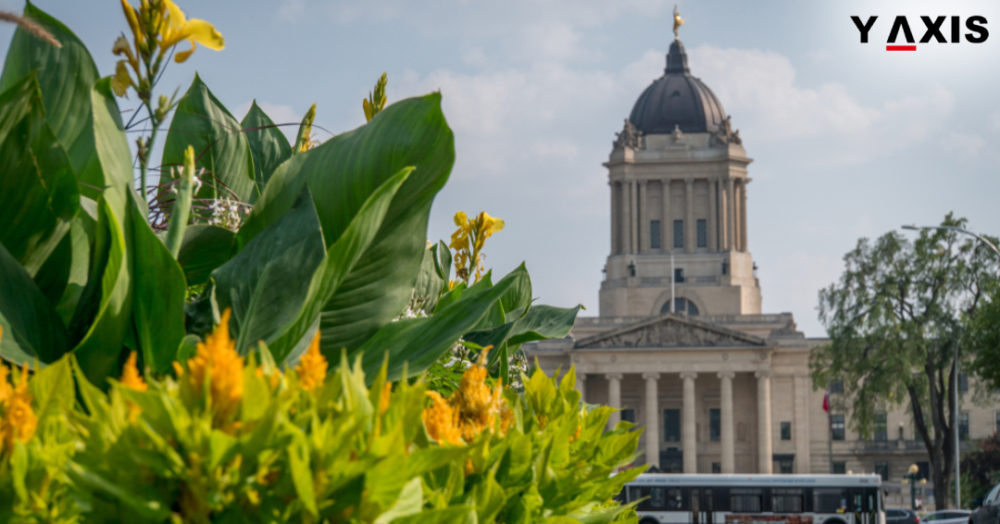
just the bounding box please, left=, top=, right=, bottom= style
left=673, top=5, right=685, bottom=39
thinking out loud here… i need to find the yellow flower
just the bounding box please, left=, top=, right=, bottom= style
left=449, top=210, right=505, bottom=284
left=177, top=308, right=244, bottom=422
left=1, top=363, right=37, bottom=452
left=421, top=346, right=512, bottom=445
left=119, top=0, right=142, bottom=46
left=158, top=0, right=225, bottom=63
left=111, top=60, right=134, bottom=97
left=120, top=351, right=148, bottom=392
left=295, top=331, right=327, bottom=392
left=378, top=381, right=392, bottom=416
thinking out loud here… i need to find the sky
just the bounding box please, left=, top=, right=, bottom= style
left=3, top=0, right=1000, bottom=337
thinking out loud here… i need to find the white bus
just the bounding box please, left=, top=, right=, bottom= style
left=620, top=474, right=885, bottom=524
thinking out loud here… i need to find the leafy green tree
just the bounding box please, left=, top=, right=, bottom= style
left=965, top=280, right=1000, bottom=391
left=811, top=213, right=999, bottom=509
left=960, top=432, right=1000, bottom=508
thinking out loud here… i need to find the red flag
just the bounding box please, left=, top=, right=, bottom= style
left=822, top=390, right=830, bottom=412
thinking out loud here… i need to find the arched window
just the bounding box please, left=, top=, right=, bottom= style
left=661, top=297, right=700, bottom=316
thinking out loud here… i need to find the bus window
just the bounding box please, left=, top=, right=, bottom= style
left=730, top=488, right=763, bottom=513
left=667, top=488, right=684, bottom=510
left=815, top=488, right=848, bottom=513
left=651, top=487, right=666, bottom=509
left=772, top=488, right=804, bottom=513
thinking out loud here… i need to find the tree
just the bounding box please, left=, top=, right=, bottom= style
left=960, top=432, right=1000, bottom=508
left=965, top=280, right=1000, bottom=391
left=811, top=213, right=999, bottom=509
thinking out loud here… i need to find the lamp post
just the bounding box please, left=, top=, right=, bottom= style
left=902, top=463, right=927, bottom=511
left=901, top=224, right=1000, bottom=509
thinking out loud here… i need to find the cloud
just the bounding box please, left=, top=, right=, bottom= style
left=941, top=131, right=985, bottom=158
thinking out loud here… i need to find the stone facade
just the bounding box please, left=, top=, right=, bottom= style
left=523, top=35, right=999, bottom=509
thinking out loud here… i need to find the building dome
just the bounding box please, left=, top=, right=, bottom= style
left=628, top=40, right=727, bottom=135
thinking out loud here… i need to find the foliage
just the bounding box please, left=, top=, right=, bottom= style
left=811, top=213, right=999, bottom=509
left=964, top=280, right=1000, bottom=391
left=0, top=2, right=579, bottom=389
left=960, top=432, right=1000, bottom=508
left=0, top=320, right=642, bottom=522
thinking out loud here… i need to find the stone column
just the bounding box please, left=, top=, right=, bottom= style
left=576, top=371, right=587, bottom=403
left=726, top=179, right=736, bottom=251
left=719, top=180, right=729, bottom=251
left=639, top=180, right=648, bottom=252
left=680, top=371, right=698, bottom=473
left=630, top=182, right=639, bottom=255
left=610, top=182, right=618, bottom=254
left=756, top=370, right=773, bottom=473
left=740, top=180, right=748, bottom=252
left=708, top=179, right=718, bottom=251
left=607, top=373, right=623, bottom=430
left=684, top=178, right=694, bottom=253
left=643, top=372, right=661, bottom=469
left=719, top=371, right=736, bottom=473
left=662, top=180, right=672, bottom=250
left=622, top=181, right=632, bottom=254
left=794, top=375, right=812, bottom=472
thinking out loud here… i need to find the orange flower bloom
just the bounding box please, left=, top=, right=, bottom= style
left=295, top=331, right=327, bottom=392
left=120, top=351, right=148, bottom=391
left=177, top=309, right=244, bottom=422
left=422, top=346, right=512, bottom=445
left=1, top=360, right=36, bottom=452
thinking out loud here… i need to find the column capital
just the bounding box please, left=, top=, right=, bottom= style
left=717, top=370, right=735, bottom=380
left=754, top=369, right=771, bottom=379
left=575, top=372, right=587, bottom=383
left=679, top=371, right=698, bottom=381
left=642, top=372, right=661, bottom=381
left=684, top=176, right=694, bottom=186
left=605, top=372, right=624, bottom=381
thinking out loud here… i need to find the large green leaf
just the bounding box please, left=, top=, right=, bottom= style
left=0, top=74, right=79, bottom=276
left=176, top=225, right=237, bottom=286
left=0, top=243, right=68, bottom=365
left=412, top=241, right=450, bottom=313
left=355, top=266, right=524, bottom=381
left=506, top=305, right=581, bottom=346
left=249, top=168, right=412, bottom=363
left=241, top=101, right=291, bottom=189
left=240, top=94, right=454, bottom=354
left=211, top=194, right=327, bottom=354
left=161, top=74, right=257, bottom=203
left=129, top=191, right=187, bottom=373
left=0, top=1, right=106, bottom=198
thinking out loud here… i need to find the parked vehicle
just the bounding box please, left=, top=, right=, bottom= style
left=971, top=482, right=1000, bottom=524
left=886, top=508, right=920, bottom=524
left=921, top=509, right=971, bottom=524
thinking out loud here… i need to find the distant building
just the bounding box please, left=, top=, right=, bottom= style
left=524, top=33, right=998, bottom=507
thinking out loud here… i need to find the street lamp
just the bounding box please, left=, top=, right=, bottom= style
left=902, top=463, right=927, bottom=511
left=900, top=223, right=1000, bottom=509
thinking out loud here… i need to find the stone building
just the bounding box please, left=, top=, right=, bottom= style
left=524, top=32, right=999, bottom=507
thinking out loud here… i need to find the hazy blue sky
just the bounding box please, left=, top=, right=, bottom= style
left=3, top=1, right=1000, bottom=337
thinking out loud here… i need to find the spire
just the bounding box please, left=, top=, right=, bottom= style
left=665, top=39, right=690, bottom=74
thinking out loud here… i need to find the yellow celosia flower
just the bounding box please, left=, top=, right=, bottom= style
left=295, top=331, right=327, bottom=392
left=176, top=309, right=244, bottom=422
left=120, top=351, right=148, bottom=392
left=1, top=361, right=37, bottom=452
left=422, top=346, right=512, bottom=446
left=378, top=381, right=392, bottom=416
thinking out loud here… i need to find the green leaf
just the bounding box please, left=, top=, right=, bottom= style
left=499, top=262, right=533, bottom=316
left=0, top=73, right=79, bottom=276
left=287, top=429, right=318, bottom=517
left=211, top=193, right=326, bottom=355
left=175, top=224, right=237, bottom=286
left=507, top=305, right=582, bottom=346
left=35, top=216, right=93, bottom=325
left=0, top=1, right=106, bottom=198
left=0, top=242, right=68, bottom=364
left=356, top=266, right=524, bottom=380
left=413, top=243, right=448, bottom=313
left=388, top=507, right=477, bottom=524
left=128, top=191, right=186, bottom=373
left=373, top=477, right=423, bottom=524
left=27, top=355, right=74, bottom=422
left=239, top=94, right=454, bottom=355
left=241, top=100, right=292, bottom=189
left=267, top=168, right=413, bottom=363
left=161, top=74, right=257, bottom=203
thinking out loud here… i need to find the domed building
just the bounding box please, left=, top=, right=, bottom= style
left=525, top=26, right=985, bottom=498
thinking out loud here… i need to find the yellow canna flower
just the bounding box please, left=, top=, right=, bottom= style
left=295, top=331, right=327, bottom=392
left=120, top=351, right=148, bottom=392
left=449, top=210, right=504, bottom=284
left=159, top=0, right=225, bottom=63
left=111, top=60, right=134, bottom=97
left=119, top=0, right=143, bottom=45
left=178, top=309, right=244, bottom=423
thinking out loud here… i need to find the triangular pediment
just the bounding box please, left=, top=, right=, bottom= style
left=574, top=313, right=766, bottom=349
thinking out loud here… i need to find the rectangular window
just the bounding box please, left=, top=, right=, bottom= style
left=712, top=462, right=721, bottom=473
left=815, top=488, right=848, bottom=512
left=663, top=409, right=681, bottom=442
left=673, top=220, right=684, bottom=248
left=960, top=411, right=969, bottom=441
left=710, top=408, right=721, bottom=442
left=874, top=413, right=888, bottom=441
left=875, top=462, right=889, bottom=481
left=650, top=220, right=661, bottom=249
left=831, top=414, right=845, bottom=441
left=730, top=488, right=763, bottom=512
left=772, top=488, right=803, bottom=512
left=780, top=421, right=792, bottom=440
left=774, top=456, right=795, bottom=474
left=697, top=219, right=707, bottom=248
left=917, top=461, right=929, bottom=479
left=674, top=268, right=685, bottom=283
left=829, top=380, right=844, bottom=394
left=832, top=461, right=846, bottom=474
left=959, top=373, right=969, bottom=393
left=621, top=408, right=635, bottom=424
